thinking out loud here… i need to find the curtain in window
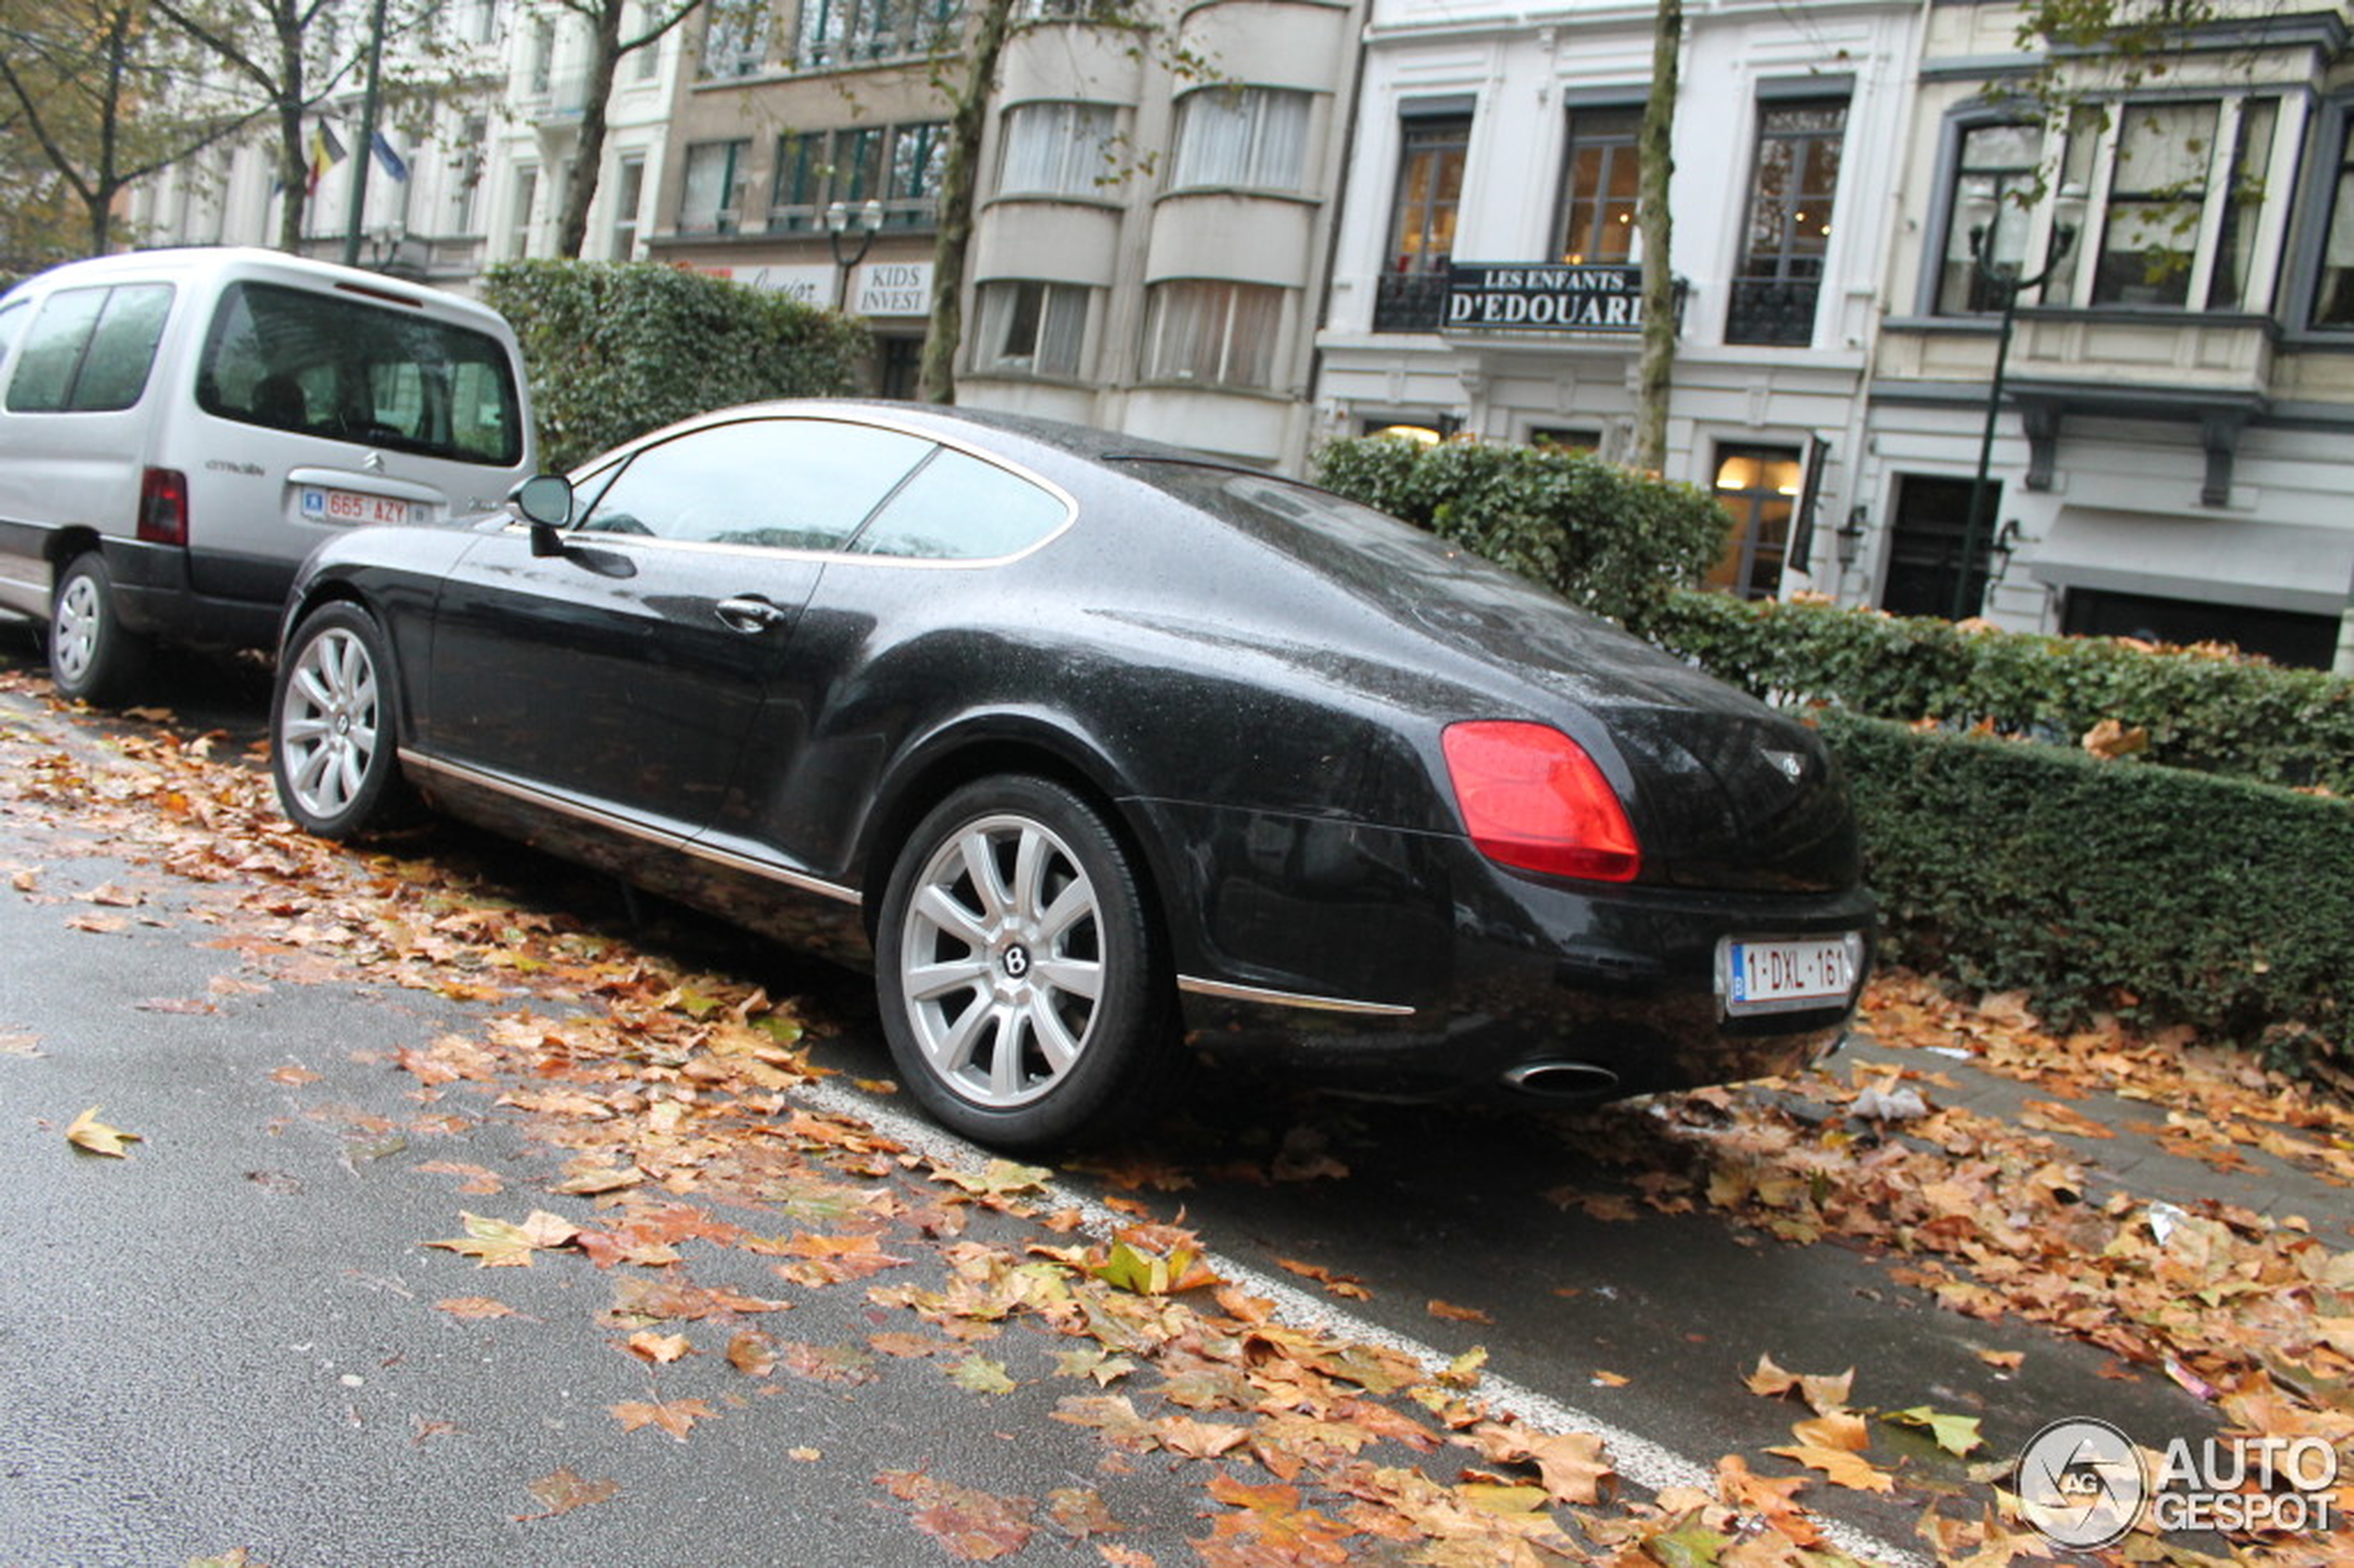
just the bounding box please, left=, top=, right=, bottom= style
left=1000, top=103, right=1117, bottom=196
left=1170, top=89, right=1310, bottom=191
left=1145, top=281, right=1280, bottom=388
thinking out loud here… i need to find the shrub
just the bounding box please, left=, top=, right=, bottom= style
left=1648, top=592, right=2354, bottom=794
left=1312, top=436, right=1732, bottom=625
left=481, top=259, right=871, bottom=472
left=1819, top=711, right=2350, bottom=1072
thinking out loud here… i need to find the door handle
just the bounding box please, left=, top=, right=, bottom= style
left=715, top=596, right=791, bottom=634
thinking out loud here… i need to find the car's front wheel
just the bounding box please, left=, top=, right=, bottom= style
left=272, top=602, right=410, bottom=840
left=876, top=777, right=1178, bottom=1150
left=49, top=552, right=149, bottom=705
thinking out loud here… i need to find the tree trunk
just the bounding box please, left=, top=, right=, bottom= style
left=1634, top=0, right=1680, bottom=476
left=918, top=0, right=1017, bottom=405
left=555, top=0, right=626, bottom=259
left=272, top=0, right=309, bottom=251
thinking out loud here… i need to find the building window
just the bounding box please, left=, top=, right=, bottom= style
left=678, top=139, right=749, bottom=234
left=2320, top=113, right=2354, bottom=327
left=525, top=18, right=555, bottom=94
left=886, top=121, right=947, bottom=227
left=794, top=0, right=958, bottom=70
left=1726, top=99, right=1846, bottom=347
left=1707, top=443, right=1803, bottom=599
left=2062, top=588, right=2337, bottom=670
left=1556, top=107, right=1641, bottom=266
left=1879, top=474, right=1995, bottom=619
left=700, top=0, right=768, bottom=78
left=1936, top=121, right=2044, bottom=314
left=508, top=165, right=538, bottom=258
left=998, top=102, right=1119, bottom=198
left=448, top=119, right=487, bottom=235
left=2092, top=100, right=2217, bottom=308
left=631, top=3, right=663, bottom=79
left=1143, top=280, right=1282, bottom=389
left=1169, top=87, right=1310, bottom=193
left=1374, top=115, right=1468, bottom=332
left=771, top=131, right=825, bottom=231
left=609, top=156, right=645, bottom=259
left=973, top=281, right=1089, bottom=377
left=1528, top=426, right=1600, bottom=454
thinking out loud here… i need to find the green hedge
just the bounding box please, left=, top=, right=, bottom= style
left=481, top=259, right=870, bottom=472
left=1646, top=591, right=2354, bottom=795
left=1312, top=436, right=1731, bottom=625
left=1820, top=710, right=2350, bottom=1071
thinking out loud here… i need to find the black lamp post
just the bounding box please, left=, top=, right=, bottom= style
left=823, top=198, right=885, bottom=310
left=1952, top=191, right=2082, bottom=622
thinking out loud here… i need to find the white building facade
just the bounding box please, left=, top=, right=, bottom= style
left=1314, top=0, right=1927, bottom=598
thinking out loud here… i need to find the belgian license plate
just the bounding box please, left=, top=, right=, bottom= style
left=301, top=487, right=412, bottom=526
left=1719, top=935, right=1858, bottom=1016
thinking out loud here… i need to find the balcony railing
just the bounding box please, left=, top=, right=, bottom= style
left=1373, top=269, right=1449, bottom=333
left=1724, top=278, right=1820, bottom=347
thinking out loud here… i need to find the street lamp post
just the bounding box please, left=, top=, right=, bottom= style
left=1952, top=193, right=2082, bottom=623
left=823, top=199, right=886, bottom=311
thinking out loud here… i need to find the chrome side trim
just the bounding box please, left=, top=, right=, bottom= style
left=1176, top=975, right=1416, bottom=1018
left=398, top=750, right=863, bottom=907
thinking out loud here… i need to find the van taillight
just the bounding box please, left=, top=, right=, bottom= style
left=138, top=467, right=189, bottom=547
left=1442, top=720, right=1641, bottom=883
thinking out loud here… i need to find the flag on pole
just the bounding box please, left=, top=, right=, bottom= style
left=306, top=121, right=348, bottom=195
left=370, top=130, right=410, bottom=183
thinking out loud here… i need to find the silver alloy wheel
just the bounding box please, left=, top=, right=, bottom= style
left=52, top=571, right=100, bottom=684
left=897, top=811, right=1105, bottom=1108
left=278, top=626, right=382, bottom=822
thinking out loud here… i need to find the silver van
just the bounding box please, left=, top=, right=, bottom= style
left=0, top=247, right=534, bottom=702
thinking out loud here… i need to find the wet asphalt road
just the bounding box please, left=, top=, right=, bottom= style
left=0, top=623, right=2244, bottom=1565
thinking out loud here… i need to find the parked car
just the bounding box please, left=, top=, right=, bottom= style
left=270, top=400, right=1872, bottom=1148
left=0, top=247, right=534, bottom=703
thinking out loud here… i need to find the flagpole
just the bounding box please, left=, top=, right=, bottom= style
left=341, top=0, right=390, bottom=266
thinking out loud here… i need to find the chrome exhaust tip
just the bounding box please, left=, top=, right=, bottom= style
left=1501, top=1061, right=1621, bottom=1100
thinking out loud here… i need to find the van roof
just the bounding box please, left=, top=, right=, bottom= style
left=5, top=246, right=509, bottom=328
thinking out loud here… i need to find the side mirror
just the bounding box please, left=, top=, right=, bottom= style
left=508, top=474, right=574, bottom=557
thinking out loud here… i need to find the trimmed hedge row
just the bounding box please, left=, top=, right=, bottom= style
left=1818, top=710, right=2350, bottom=1071
left=1311, top=436, right=1730, bottom=626
left=481, top=259, right=870, bottom=473
left=1645, top=591, right=2354, bottom=795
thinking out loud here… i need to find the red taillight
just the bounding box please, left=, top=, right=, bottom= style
left=138, top=467, right=189, bottom=547
left=1442, top=720, right=1641, bottom=883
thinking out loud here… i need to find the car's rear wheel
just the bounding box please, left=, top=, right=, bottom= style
left=49, top=552, right=149, bottom=705
left=876, top=777, right=1178, bottom=1150
left=272, top=602, right=410, bottom=840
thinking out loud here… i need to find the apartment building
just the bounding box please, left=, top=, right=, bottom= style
left=1313, top=0, right=1927, bottom=598
left=1857, top=1, right=2354, bottom=669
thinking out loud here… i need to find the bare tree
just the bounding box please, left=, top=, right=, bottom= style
left=0, top=0, right=259, bottom=255
left=1632, top=0, right=1679, bottom=474
left=545, top=0, right=709, bottom=259
left=915, top=0, right=1019, bottom=404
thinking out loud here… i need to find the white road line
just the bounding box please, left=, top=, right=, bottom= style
left=799, top=1079, right=1930, bottom=1568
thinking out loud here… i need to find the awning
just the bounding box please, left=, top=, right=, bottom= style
left=2026, top=509, right=2354, bottom=617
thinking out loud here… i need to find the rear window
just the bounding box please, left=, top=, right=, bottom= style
left=5, top=284, right=176, bottom=413
left=197, top=281, right=523, bottom=465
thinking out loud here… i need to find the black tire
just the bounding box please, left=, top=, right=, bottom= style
left=48, top=552, right=150, bottom=705
left=875, top=776, right=1181, bottom=1151
left=271, top=601, right=411, bottom=840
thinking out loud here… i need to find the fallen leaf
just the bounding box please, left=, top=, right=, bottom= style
left=514, top=1466, right=617, bottom=1521
left=876, top=1471, right=1034, bottom=1561
left=948, top=1355, right=1017, bottom=1395
left=625, top=1330, right=692, bottom=1364
left=67, top=1105, right=142, bottom=1157
left=728, top=1331, right=778, bottom=1377
left=609, top=1397, right=717, bottom=1441
left=1883, top=1405, right=1985, bottom=1457
left=1767, top=1442, right=1894, bottom=1493
left=1974, top=1349, right=2024, bottom=1371
left=434, top=1296, right=519, bottom=1321
left=1427, top=1298, right=1493, bottom=1324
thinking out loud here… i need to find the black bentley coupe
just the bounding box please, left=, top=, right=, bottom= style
left=272, top=401, right=1872, bottom=1148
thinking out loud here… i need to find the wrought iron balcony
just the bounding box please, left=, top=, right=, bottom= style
left=1724, top=278, right=1821, bottom=347
left=1373, top=269, right=1449, bottom=333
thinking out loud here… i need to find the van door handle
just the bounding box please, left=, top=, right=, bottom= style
left=714, top=596, right=791, bottom=634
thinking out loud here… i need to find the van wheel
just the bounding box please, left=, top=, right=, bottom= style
left=272, top=602, right=411, bottom=840
left=49, top=553, right=149, bottom=706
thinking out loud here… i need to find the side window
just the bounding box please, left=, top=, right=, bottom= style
left=851, top=448, right=1069, bottom=560
left=579, top=418, right=934, bottom=550
left=6, top=287, right=108, bottom=412
left=0, top=299, right=29, bottom=373
left=72, top=285, right=174, bottom=410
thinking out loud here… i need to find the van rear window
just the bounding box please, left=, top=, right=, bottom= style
left=197, top=282, right=524, bottom=466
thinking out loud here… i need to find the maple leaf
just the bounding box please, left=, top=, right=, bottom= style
left=67, top=1106, right=142, bottom=1157
left=1201, top=1474, right=1354, bottom=1565
left=726, top=1330, right=778, bottom=1377
left=434, top=1296, right=520, bottom=1321
left=1152, top=1414, right=1250, bottom=1459
left=929, top=1157, right=1053, bottom=1198
left=609, top=1397, right=716, bottom=1441
left=513, top=1467, right=618, bottom=1521
left=624, top=1330, right=692, bottom=1364
left=1042, top=1486, right=1125, bottom=1540
left=414, top=1159, right=503, bottom=1196
left=1274, top=1258, right=1372, bottom=1300
left=1437, top=1346, right=1487, bottom=1388
left=1743, top=1353, right=1854, bottom=1415
left=1715, top=1453, right=1819, bottom=1547
left=1883, top=1405, right=1985, bottom=1457
left=424, top=1212, right=548, bottom=1268
left=1766, top=1441, right=1894, bottom=1493
left=947, top=1355, right=1016, bottom=1395
left=1052, top=1394, right=1159, bottom=1451
left=876, top=1472, right=1034, bottom=1562
left=1426, top=1298, right=1492, bottom=1324
left=1090, top=1229, right=1220, bottom=1296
